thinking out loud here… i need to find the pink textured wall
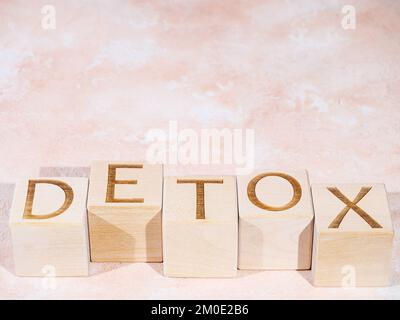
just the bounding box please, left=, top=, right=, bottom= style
left=0, top=0, right=399, bottom=299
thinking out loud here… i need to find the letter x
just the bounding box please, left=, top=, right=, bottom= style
left=327, top=187, right=382, bottom=229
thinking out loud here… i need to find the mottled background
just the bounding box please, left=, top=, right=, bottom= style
left=0, top=0, right=399, bottom=299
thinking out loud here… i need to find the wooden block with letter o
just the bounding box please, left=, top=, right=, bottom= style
left=9, top=177, right=89, bottom=276
left=237, top=170, right=314, bottom=270
left=87, top=161, right=163, bottom=262
left=163, top=176, right=238, bottom=277
left=312, top=183, right=394, bottom=286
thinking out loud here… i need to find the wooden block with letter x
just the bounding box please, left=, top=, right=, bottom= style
left=237, top=170, right=314, bottom=270
left=311, top=184, right=394, bottom=286
left=87, top=161, right=163, bottom=262
left=9, top=178, right=89, bottom=276
left=163, top=176, right=238, bottom=277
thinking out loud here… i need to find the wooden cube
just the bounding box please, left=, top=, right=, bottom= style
left=87, top=161, right=163, bottom=262
left=312, top=183, right=394, bottom=287
left=9, top=178, right=89, bottom=276
left=163, top=176, right=238, bottom=277
left=237, top=170, right=314, bottom=270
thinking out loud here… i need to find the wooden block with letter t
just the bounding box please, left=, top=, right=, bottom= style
left=87, top=161, right=163, bottom=262
left=312, top=183, right=394, bottom=287
left=9, top=177, right=89, bottom=276
left=163, top=176, right=238, bottom=277
left=237, top=170, right=314, bottom=270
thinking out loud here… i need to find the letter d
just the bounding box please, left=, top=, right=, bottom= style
left=23, top=180, right=74, bottom=219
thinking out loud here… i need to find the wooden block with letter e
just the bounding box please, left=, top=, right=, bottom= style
left=312, top=183, right=394, bottom=286
left=237, top=170, right=314, bottom=270
left=87, top=161, right=163, bottom=262
left=163, top=176, right=238, bottom=277
left=9, top=177, right=89, bottom=276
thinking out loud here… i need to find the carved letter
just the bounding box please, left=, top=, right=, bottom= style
left=328, top=187, right=382, bottom=228
left=247, top=172, right=302, bottom=211
left=23, top=179, right=73, bottom=219
left=106, top=164, right=144, bottom=203
left=177, top=179, right=224, bottom=219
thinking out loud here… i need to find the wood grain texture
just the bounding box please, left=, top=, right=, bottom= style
left=311, top=183, right=394, bottom=287
left=163, top=176, right=238, bottom=278
left=9, top=177, right=89, bottom=277
left=237, top=170, right=314, bottom=270
left=87, top=161, right=163, bottom=262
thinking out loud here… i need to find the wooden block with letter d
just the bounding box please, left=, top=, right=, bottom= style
left=237, top=170, right=314, bottom=270
left=163, top=176, right=238, bottom=277
left=87, top=161, right=163, bottom=262
left=312, top=183, right=394, bottom=287
left=9, top=177, right=89, bottom=276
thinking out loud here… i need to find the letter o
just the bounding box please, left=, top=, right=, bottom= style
left=247, top=172, right=302, bottom=211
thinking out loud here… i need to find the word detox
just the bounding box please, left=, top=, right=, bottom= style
left=9, top=161, right=394, bottom=287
